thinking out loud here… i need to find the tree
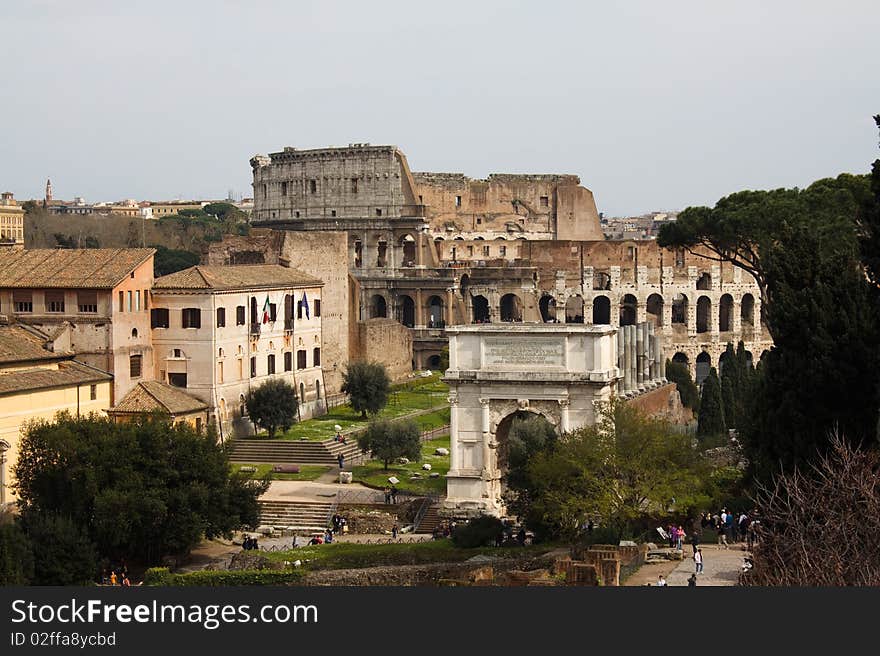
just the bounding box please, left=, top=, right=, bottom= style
left=659, top=172, right=880, bottom=480
left=14, top=414, right=267, bottom=566
left=0, top=521, right=34, bottom=585
left=245, top=379, right=298, bottom=438
left=19, top=512, right=96, bottom=586
left=342, top=361, right=390, bottom=418
left=504, top=413, right=558, bottom=491
left=152, top=245, right=200, bottom=276
left=745, top=434, right=880, bottom=586
left=697, top=368, right=726, bottom=440
left=509, top=401, right=708, bottom=542
left=665, top=359, right=700, bottom=411
left=357, top=418, right=421, bottom=471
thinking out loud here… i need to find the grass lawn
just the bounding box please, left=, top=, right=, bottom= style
left=230, top=464, right=330, bottom=481
left=351, top=436, right=450, bottom=496
left=262, top=538, right=554, bottom=570
left=266, top=374, right=449, bottom=442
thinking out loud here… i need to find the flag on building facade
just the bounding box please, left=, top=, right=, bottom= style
left=262, top=295, right=271, bottom=323
left=301, top=291, right=310, bottom=320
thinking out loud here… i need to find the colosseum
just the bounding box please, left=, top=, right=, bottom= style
left=240, top=143, right=771, bottom=388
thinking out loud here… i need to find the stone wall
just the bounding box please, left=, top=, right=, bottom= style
left=626, top=382, right=692, bottom=424
left=354, top=318, right=413, bottom=381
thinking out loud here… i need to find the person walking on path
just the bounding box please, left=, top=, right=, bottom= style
left=383, top=487, right=391, bottom=504
left=690, top=530, right=700, bottom=556
left=390, top=485, right=398, bottom=504
left=392, top=523, right=399, bottom=540
left=687, top=573, right=697, bottom=587
left=694, top=547, right=704, bottom=574
left=656, top=575, right=668, bottom=587
left=337, top=453, right=345, bottom=470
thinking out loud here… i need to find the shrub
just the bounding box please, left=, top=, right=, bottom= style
left=452, top=516, right=504, bottom=548
left=144, top=567, right=305, bottom=586
left=0, top=522, right=34, bottom=585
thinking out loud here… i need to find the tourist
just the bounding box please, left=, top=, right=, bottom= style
left=383, top=487, right=391, bottom=504
left=716, top=523, right=728, bottom=548
left=687, top=573, right=697, bottom=587
left=392, top=523, right=399, bottom=540
left=676, top=525, right=685, bottom=550
left=109, top=571, right=118, bottom=586
left=324, top=529, right=333, bottom=544
left=738, top=512, right=749, bottom=542
left=517, top=527, right=526, bottom=546
left=694, top=547, right=704, bottom=574
left=725, top=511, right=735, bottom=543
left=121, top=575, right=131, bottom=587
left=690, top=530, right=700, bottom=556
left=656, top=575, right=668, bottom=587
left=391, top=485, right=398, bottom=504
left=337, top=453, right=345, bottom=469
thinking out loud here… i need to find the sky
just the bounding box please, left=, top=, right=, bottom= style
left=1, top=1, right=878, bottom=216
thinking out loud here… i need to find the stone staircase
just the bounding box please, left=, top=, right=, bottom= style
left=229, top=438, right=365, bottom=466
left=414, top=503, right=443, bottom=534
left=258, top=499, right=334, bottom=532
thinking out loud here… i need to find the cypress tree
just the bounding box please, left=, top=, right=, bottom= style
left=719, top=343, right=738, bottom=429
left=697, top=367, right=726, bottom=439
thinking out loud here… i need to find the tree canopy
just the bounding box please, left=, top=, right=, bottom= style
left=342, top=361, right=391, bottom=418
left=357, top=418, right=421, bottom=470
left=665, top=359, right=700, bottom=411
left=13, top=414, right=267, bottom=568
left=508, top=402, right=708, bottom=542
left=245, top=378, right=299, bottom=438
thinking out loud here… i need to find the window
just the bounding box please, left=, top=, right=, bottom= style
left=135, top=290, right=141, bottom=312
left=375, top=208, right=382, bottom=217
left=313, top=347, right=321, bottom=367
left=45, top=291, right=65, bottom=313
left=267, top=354, right=276, bottom=374
left=127, top=291, right=132, bottom=312
left=262, top=183, right=267, bottom=198
left=281, top=181, right=288, bottom=196
left=269, top=303, right=277, bottom=322
left=297, top=301, right=303, bottom=320
left=129, top=354, right=142, bottom=378
left=351, top=178, right=358, bottom=193
left=150, top=308, right=169, bottom=328
left=310, top=179, right=317, bottom=194
left=455, top=196, right=461, bottom=207
left=131, top=328, right=138, bottom=338
left=476, top=217, right=482, bottom=225
left=89, top=384, right=97, bottom=400
left=295, top=211, right=300, bottom=218
left=216, top=307, right=226, bottom=327
left=182, top=308, right=201, bottom=329
left=314, top=299, right=321, bottom=317
left=467, top=245, right=474, bottom=257
left=250, top=356, right=256, bottom=378
left=482, top=245, right=490, bottom=257
left=330, top=210, right=337, bottom=217
left=236, top=305, right=246, bottom=325
left=173, top=349, right=183, bottom=358
left=130, top=271, right=135, bottom=279
left=297, top=350, right=307, bottom=370
left=284, top=351, right=292, bottom=372
left=13, top=291, right=32, bottom=313
left=118, top=291, right=124, bottom=312
left=168, top=373, right=187, bottom=388
left=500, top=245, right=506, bottom=256
left=143, top=290, right=149, bottom=310
left=540, top=196, right=549, bottom=207
left=78, top=291, right=98, bottom=313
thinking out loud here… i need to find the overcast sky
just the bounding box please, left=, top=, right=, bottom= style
left=1, top=1, right=878, bottom=216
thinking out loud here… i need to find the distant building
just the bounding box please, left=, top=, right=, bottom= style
left=108, top=380, right=209, bottom=429
left=150, top=264, right=324, bottom=438
left=0, top=324, right=112, bottom=505
left=0, top=192, right=24, bottom=247
left=0, top=248, right=156, bottom=401
left=148, top=201, right=207, bottom=218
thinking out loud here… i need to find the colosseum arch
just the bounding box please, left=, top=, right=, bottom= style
left=619, top=294, right=637, bottom=326
left=565, top=295, right=585, bottom=324
left=427, top=295, right=445, bottom=327
left=695, top=351, right=712, bottom=385
left=741, top=293, right=755, bottom=329
left=370, top=294, right=388, bottom=319
left=592, top=295, right=611, bottom=324
left=696, top=296, right=711, bottom=333
left=472, top=295, right=490, bottom=323
left=539, top=294, right=557, bottom=322
left=719, top=294, right=734, bottom=332
left=646, top=293, right=664, bottom=327
left=500, top=293, right=522, bottom=322
left=696, top=272, right=712, bottom=290
left=398, top=294, right=415, bottom=327
left=672, top=293, right=688, bottom=325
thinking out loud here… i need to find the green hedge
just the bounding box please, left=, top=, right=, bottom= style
left=144, top=567, right=304, bottom=586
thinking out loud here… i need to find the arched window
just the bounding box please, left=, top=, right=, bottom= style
left=592, top=296, right=611, bottom=324
left=472, top=295, right=490, bottom=323
left=696, top=296, right=711, bottom=333
left=370, top=294, right=387, bottom=319
left=696, top=272, right=712, bottom=290
left=672, top=293, right=688, bottom=325
left=500, top=294, right=522, bottom=322
left=719, top=294, right=733, bottom=332
left=539, top=295, right=556, bottom=322
left=619, top=294, right=637, bottom=326
left=696, top=351, right=712, bottom=385
left=646, top=294, right=664, bottom=327
left=565, top=296, right=584, bottom=324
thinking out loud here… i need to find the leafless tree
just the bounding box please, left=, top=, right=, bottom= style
left=744, top=433, right=880, bottom=586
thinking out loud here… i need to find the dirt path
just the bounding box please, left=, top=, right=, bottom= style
left=625, top=544, right=749, bottom=586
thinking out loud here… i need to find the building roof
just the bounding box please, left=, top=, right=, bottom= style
left=0, top=248, right=155, bottom=289
left=0, top=325, right=64, bottom=365
left=153, top=264, right=322, bottom=292
left=0, top=360, right=112, bottom=397
left=108, top=381, right=208, bottom=416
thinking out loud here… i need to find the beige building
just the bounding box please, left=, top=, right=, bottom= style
left=150, top=264, right=325, bottom=438
left=0, top=324, right=112, bottom=505
left=108, top=380, right=209, bottom=429
left=0, top=248, right=156, bottom=402
left=0, top=192, right=25, bottom=246
left=148, top=201, right=206, bottom=218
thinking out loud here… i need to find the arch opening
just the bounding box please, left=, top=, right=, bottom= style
left=592, top=295, right=611, bottom=324
left=500, top=293, right=522, bottom=322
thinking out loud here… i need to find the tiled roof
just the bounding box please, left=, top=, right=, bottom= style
left=153, top=264, right=322, bottom=291
left=109, top=381, right=208, bottom=416
left=0, top=248, right=154, bottom=289
left=0, top=360, right=112, bottom=396
left=0, top=325, right=63, bottom=364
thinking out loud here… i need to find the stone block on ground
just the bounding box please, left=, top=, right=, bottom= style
left=339, top=471, right=353, bottom=484
left=435, top=447, right=449, bottom=456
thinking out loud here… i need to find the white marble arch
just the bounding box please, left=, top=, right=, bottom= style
left=442, top=323, right=619, bottom=518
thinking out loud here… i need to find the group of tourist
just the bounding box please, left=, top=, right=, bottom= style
left=242, top=535, right=260, bottom=550
left=700, top=509, right=760, bottom=549
left=383, top=486, right=399, bottom=504
left=101, top=564, right=131, bottom=587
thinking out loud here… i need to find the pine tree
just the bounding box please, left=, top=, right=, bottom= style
left=719, top=343, right=739, bottom=429
left=697, top=368, right=726, bottom=440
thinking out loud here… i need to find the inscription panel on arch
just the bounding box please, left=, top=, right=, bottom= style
left=483, top=336, right=565, bottom=368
